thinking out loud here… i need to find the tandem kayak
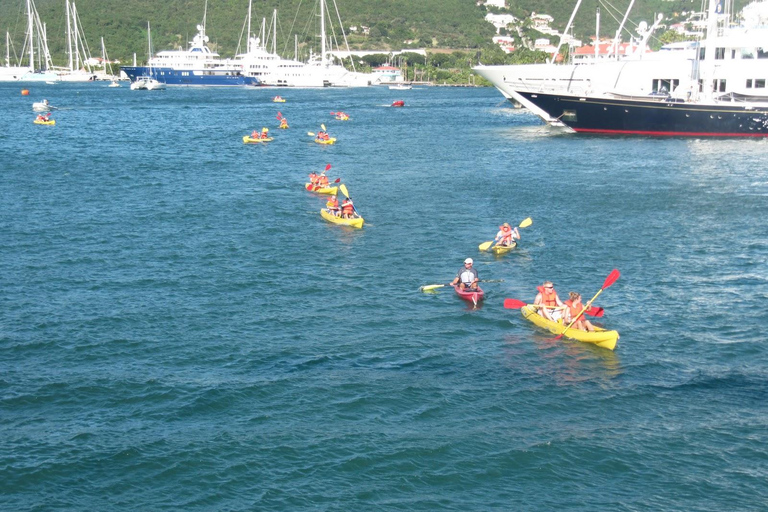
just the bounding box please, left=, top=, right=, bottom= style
left=315, top=137, right=336, bottom=145
left=243, top=136, right=273, bottom=144
left=34, top=119, right=55, bottom=125
left=320, top=208, right=364, bottom=228
left=520, top=305, right=618, bottom=350
left=305, top=183, right=338, bottom=195
left=453, top=285, right=484, bottom=305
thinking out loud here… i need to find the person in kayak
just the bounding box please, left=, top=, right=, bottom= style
left=341, top=197, right=356, bottom=218
left=279, top=117, right=289, bottom=129
left=250, top=129, right=259, bottom=139
left=317, top=174, right=330, bottom=188
left=260, top=127, right=270, bottom=139
left=326, top=195, right=340, bottom=216
left=451, top=258, right=479, bottom=291
left=308, top=171, right=319, bottom=185
left=494, top=222, right=520, bottom=247
left=534, top=281, right=565, bottom=321
left=317, top=130, right=330, bottom=141
left=564, top=292, right=595, bottom=332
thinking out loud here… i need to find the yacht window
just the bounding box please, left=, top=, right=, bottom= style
left=715, top=48, right=725, bottom=59
left=757, top=79, right=766, bottom=88
left=562, top=110, right=577, bottom=122
left=758, top=48, right=768, bottom=59
left=741, top=48, right=755, bottom=59
left=747, top=79, right=753, bottom=88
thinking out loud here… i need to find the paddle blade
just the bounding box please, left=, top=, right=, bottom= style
left=478, top=241, right=493, bottom=251
left=503, top=298, right=526, bottom=309
left=330, top=112, right=336, bottom=115
left=420, top=284, right=446, bottom=292
left=334, top=178, right=341, bottom=183
left=307, top=132, right=315, bottom=136
left=585, top=306, right=604, bottom=318
left=519, top=217, right=533, bottom=228
left=339, top=183, right=349, bottom=198
left=602, top=269, right=621, bottom=289
left=321, top=123, right=326, bottom=131
left=325, top=163, right=331, bottom=171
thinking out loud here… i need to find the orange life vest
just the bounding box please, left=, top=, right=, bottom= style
left=308, top=173, right=318, bottom=183
left=326, top=198, right=339, bottom=209
left=564, top=299, right=581, bottom=319
left=342, top=200, right=354, bottom=214
left=318, top=176, right=329, bottom=187
left=537, top=286, right=559, bottom=307
left=500, top=226, right=512, bottom=243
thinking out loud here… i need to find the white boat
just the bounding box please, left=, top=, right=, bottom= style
left=476, top=0, right=768, bottom=137
left=129, top=22, right=165, bottom=90
left=238, top=1, right=371, bottom=87
left=121, top=5, right=257, bottom=87
left=32, top=99, right=53, bottom=111
left=389, top=84, right=412, bottom=90
left=54, top=1, right=97, bottom=82
left=1, top=0, right=59, bottom=82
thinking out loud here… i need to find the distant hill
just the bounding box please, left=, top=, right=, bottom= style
left=0, top=0, right=753, bottom=67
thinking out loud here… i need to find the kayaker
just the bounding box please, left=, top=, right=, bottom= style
left=260, top=127, right=269, bottom=139
left=251, top=130, right=259, bottom=138
left=279, top=118, right=289, bottom=129
left=494, top=222, right=520, bottom=247
left=534, top=281, right=565, bottom=321
left=308, top=171, right=319, bottom=185
left=341, top=197, right=355, bottom=218
left=564, top=292, right=595, bottom=332
left=317, top=130, right=330, bottom=141
left=317, top=174, right=330, bottom=188
left=326, top=195, right=340, bottom=216
left=450, top=258, right=479, bottom=291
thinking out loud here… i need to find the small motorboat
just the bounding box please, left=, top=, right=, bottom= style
left=32, top=101, right=52, bottom=111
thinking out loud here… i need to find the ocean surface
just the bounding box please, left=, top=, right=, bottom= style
left=2, top=82, right=767, bottom=511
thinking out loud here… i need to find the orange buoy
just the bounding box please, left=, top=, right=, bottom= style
left=21, top=89, right=30, bottom=96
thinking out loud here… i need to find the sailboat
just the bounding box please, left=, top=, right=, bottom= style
left=100, top=37, right=120, bottom=86
left=130, top=22, right=165, bottom=90
left=56, top=0, right=97, bottom=81
left=238, top=0, right=371, bottom=87
left=0, top=0, right=58, bottom=82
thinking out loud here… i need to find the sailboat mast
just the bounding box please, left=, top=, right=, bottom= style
left=247, top=0, right=252, bottom=53
left=27, top=0, right=34, bottom=70
left=5, top=32, right=9, bottom=67
left=73, top=2, right=80, bottom=71
left=66, top=0, right=73, bottom=70
left=320, top=0, right=326, bottom=66
left=272, top=9, right=277, bottom=55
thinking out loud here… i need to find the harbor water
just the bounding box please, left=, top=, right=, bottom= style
left=1, top=83, right=767, bottom=510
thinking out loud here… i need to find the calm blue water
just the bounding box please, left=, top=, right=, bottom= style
left=2, top=82, right=767, bottom=510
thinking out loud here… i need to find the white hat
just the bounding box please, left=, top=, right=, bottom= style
left=464, top=258, right=473, bottom=264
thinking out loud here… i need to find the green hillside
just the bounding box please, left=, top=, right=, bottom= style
left=0, top=0, right=753, bottom=71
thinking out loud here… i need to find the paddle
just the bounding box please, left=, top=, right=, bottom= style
left=420, top=279, right=504, bottom=292
left=338, top=183, right=361, bottom=217
left=479, top=217, right=533, bottom=251
left=553, top=269, right=620, bottom=340
left=502, top=298, right=604, bottom=317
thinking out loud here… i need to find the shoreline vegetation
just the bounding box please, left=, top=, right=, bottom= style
left=2, top=0, right=700, bottom=86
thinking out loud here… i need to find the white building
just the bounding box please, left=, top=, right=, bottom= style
left=484, top=13, right=517, bottom=33
left=484, top=0, right=506, bottom=8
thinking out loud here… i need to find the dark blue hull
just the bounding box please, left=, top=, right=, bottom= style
left=517, top=90, right=768, bottom=137
left=121, top=66, right=259, bottom=87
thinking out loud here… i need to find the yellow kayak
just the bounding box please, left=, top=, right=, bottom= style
left=314, top=137, right=336, bottom=145
left=243, top=136, right=273, bottom=144
left=273, top=98, right=286, bottom=103
left=305, top=183, right=338, bottom=195
left=491, top=242, right=516, bottom=254
left=320, top=208, right=364, bottom=228
left=521, top=305, right=618, bottom=350
left=34, top=119, right=55, bottom=125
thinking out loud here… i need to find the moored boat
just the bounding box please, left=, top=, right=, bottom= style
left=520, top=304, right=618, bottom=350
left=453, top=285, right=484, bottom=304
left=320, top=208, right=363, bottom=228
left=305, top=183, right=338, bottom=195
